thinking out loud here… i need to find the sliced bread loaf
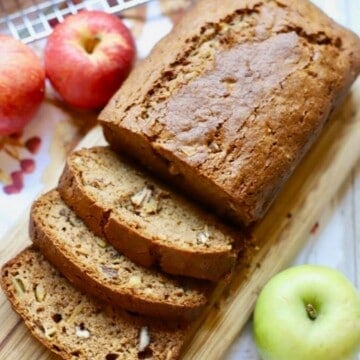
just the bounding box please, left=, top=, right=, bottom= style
left=30, top=190, right=209, bottom=320
left=58, top=147, right=241, bottom=281
left=99, top=0, right=360, bottom=226
left=1, top=247, right=187, bottom=360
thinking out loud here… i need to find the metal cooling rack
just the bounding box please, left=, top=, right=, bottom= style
left=0, top=0, right=151, bottom=43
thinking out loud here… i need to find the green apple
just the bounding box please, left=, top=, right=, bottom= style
left=253, top=265, right=360, bottom=360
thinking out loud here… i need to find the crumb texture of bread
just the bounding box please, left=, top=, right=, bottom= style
left=99, top=0, right=360, bottom=225
left=30, top=190, right=210, bottom=320
left=0, top=248, right=186, bottom=360
left=58, top=147, right=242, bottom=281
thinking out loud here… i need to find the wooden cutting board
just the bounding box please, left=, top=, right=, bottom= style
left=0, top=78, right=359, bottom=360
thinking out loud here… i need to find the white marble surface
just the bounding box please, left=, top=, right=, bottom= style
left=227, top=1, right=360, bottom=358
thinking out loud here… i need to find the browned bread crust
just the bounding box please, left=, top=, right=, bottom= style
left=99, top=0, right=360, bottom=225
left=58, top=147, right=241, bottom=281
left=30, top=190, right=210, bottom=321
left=0, top=247, right=186, bottom=360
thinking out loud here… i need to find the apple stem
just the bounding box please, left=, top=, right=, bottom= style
left=305, top=304, right=317, bottom=320
left=84, top=36, right=101, bottom=54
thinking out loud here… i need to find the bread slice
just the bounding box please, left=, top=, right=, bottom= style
left=59, top=147, right=241, bottom=281
left=30, top=189, right=209, bottom=320
left=1, top=247, right=187, bottom=360
left=99, top=0, right=360, bottom=226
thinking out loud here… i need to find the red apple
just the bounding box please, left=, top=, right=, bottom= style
left=0, top=36, right=45, bottom=136
left=44, top=11, right=136, bottom=110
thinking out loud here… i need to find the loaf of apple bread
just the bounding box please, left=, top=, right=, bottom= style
left=99, top=0, right=360, bottom=225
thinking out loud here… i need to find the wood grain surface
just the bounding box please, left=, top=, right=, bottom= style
left=0, top=78, right=359, bottom=360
